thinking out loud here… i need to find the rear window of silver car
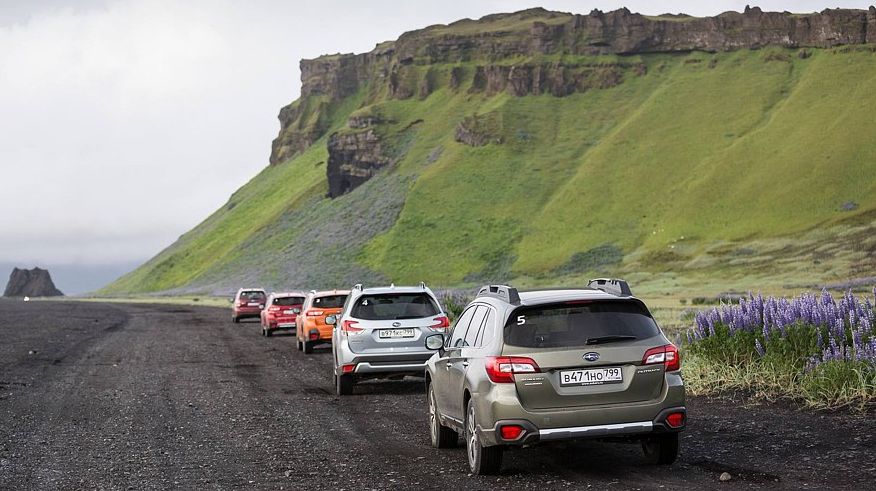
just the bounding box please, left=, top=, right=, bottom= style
left=504, top=301, right=660, bottom=349
left=351, top=293, right=440, bottom=320
left=314, top=295, right=347, bottom=308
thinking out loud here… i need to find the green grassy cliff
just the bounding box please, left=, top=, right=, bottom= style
left=103, top=8, right=876, bottom=296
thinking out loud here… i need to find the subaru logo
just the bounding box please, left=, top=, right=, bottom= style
left=392, top=321, right=401, bottom=327
left=583, top=352, right=600, bottom=362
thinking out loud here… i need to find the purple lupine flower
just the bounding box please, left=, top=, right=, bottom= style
left=755, top=339, right=766, bottom=357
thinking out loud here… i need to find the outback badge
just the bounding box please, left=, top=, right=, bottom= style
left=583, top=352, right=600, bottom=362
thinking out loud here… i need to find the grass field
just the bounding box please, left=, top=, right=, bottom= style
left=101, top=41, right=876, bottom=297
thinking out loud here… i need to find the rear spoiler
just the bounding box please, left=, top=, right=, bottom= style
left=587, top=278, right=632, bottom=297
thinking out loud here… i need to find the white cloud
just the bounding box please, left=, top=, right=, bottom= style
left=0, top=0, right=872, bottom=266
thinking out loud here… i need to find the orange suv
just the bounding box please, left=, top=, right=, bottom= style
left=296, top=289, right=350, bottom=353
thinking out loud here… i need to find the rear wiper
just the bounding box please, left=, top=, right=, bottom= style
left=585, top=335, right=637, bottom=345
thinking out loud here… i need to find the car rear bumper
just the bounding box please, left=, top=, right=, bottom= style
left=483, top=406, right=686, bottom=446
left=474, top=373, right=686, bottom=446
left=336, top=351, right=433, bottom=376
left=267, top=323, right=297, bottom=331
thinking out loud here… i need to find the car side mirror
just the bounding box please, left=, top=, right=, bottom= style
left=229, top=298, right=234, bottom=304
left=425, top=333, right=445, bottom=354
left=325, top=315, right=337, bottom=325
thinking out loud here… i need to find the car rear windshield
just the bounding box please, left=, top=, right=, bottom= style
left=504, top=301, right=660, bottom=349
left=273, top=296, right=304, bottom=306
left=241, top=291, right=265, bottom=301
left=351, top=293, right=440, bottom=320
left=314, top=295, right=347, bottom=308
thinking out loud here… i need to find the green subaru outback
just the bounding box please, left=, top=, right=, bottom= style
left=423, top=279, right=686, bottom=474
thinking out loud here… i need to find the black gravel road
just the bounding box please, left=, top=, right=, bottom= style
left=1, top=300, right=874, bottom=490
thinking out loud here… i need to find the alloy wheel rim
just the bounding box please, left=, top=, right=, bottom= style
left=467, top=404, right=477, bottom=466
left=429, top=389, right=437, bottom=443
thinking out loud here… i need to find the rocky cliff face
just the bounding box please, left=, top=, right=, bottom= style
left=3, top=267, right=63, bottom=297
left=326, top=127, right=391, bottom=198
left=269, top=6, right=876, bottom=195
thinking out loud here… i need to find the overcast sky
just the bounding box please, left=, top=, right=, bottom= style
left=1, top=0, right=870, bottom=273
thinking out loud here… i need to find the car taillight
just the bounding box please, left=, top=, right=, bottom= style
left=307, top=310, right=324, bottom=317
left=268, top=306, right=281, bottom=312
left=485, top=356, right=540, bottom=383
left=499, top=424, right=525, bottom=440
left=341, top=363, right=356, bottom=373
left=342, top=320, right=363, bottom=334
left=642, top=344, right=681, bottom=372
left=666, top=412, right=685, bottom=428
left=429, top=315, right=450, bottom=332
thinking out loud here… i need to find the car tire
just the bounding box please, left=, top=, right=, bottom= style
left=465, top=398, right=502, bottom=475
left=336, top=372, right=354, bottom=396
left=232, top=316, right=239, bottom=323
left=303, top=341, right=313, bottom=354
left=428, top=384, right=457, bottom=448
left=296, top=339, right=303, bottom=351
left=265, top=328, right=272, bottom=337
left=642, top=433, right=679, bottom=465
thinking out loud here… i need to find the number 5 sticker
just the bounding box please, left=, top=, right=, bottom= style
left=517, top=315, right=526, bottom=325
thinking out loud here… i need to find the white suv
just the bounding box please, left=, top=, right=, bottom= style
left=332, top=283, right=450, bottom=395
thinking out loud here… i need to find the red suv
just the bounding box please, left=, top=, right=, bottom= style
left=232, top=288, right=267, bottom=323
left=260, top=292, right=306, bottom=337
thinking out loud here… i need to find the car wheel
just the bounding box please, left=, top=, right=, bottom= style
left=465, top=398, right=502, bottom=475
left=265, top=328, right=272, bottom=337
left=642, top=433, right=679, bottom=465
left=336, top=372, right=354, bottom=396
left=303, top=340, right=313, bottom=354
left=428, top=384, right=457, bottom=448
left=296, top=339, right=303, bottom=351
left=232, top=316, right=239, bottom=323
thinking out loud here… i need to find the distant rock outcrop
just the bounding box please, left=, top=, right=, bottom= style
left=326, top=128, right=391, bottom=198
left=3, top=267, right=63, bottom=297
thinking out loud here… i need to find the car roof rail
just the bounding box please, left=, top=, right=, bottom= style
left=418, top=281, right=427, bottom=289
left=309, top=289, right=317, bottom=295
left=353, top=284, right=363, bottom=291
left=587, top=278, right=632, bottom=297
left=477, top=284, right=520, bottom=305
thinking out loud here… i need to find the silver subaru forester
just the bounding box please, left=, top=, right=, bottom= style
left=331, top=283, right=450, bottom=395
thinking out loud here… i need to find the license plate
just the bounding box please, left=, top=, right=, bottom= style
left=247, top=302, right=259, bottom=307
left=278, top=323, right=296, bottom=328
left=378, top=328, right=415, bottom=339
left=284, top=310, right=296, bottom=315
left=560, top=367, right=623, bottom=386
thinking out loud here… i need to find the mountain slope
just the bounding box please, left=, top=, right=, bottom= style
left=103, top=7, right=876, bottom=296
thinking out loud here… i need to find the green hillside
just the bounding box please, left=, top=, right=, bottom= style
left=103, top=12, right=876, bottom=297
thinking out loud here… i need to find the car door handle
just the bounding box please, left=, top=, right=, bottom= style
left=444, top=362, right=451, bottom=370
left=462, top=361, right=469, bottom=367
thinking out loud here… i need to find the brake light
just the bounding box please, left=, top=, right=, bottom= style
left=342, top=320, right=363, bottom=334
left=642, top=344, right=681, bottom=372
left=429, top=315, right=450, bottom=332
left=499, top=425, right=524, bottom=440
left=485, top=356, right=540, bottom=383
left=268, top=306, right=281, bottom=312
left=307, top=310, right=324, bottom=317
left=666, top=412, right=685, bottom=428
